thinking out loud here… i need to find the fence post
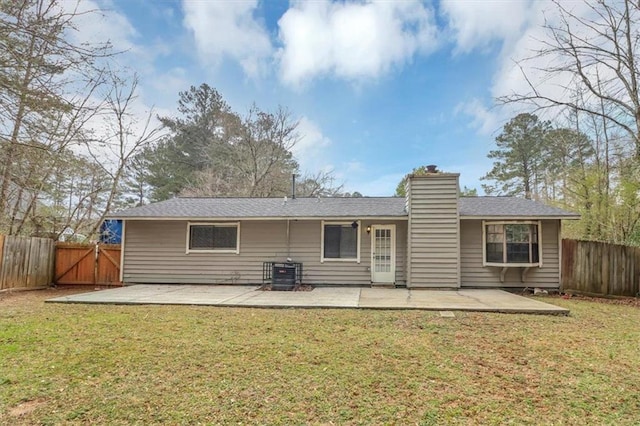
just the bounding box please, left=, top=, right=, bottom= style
left=94, top=243, right=99, bottom=286
left=0, top=235, right=4, bottom=290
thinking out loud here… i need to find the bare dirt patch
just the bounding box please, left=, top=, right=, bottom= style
left=0, top=286, right=99, bottom=307
left=557, top=293, right=640, bottom=308
left=8, top=399, right=47, bottom=417
left=259, top=284, right=313, bottom=291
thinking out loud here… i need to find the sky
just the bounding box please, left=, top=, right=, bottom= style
left=74, top=0, right=581, bottom=196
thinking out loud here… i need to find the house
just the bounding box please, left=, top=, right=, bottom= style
left=108, top=172, right=579, bottom=289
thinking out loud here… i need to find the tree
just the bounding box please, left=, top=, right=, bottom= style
left=121, top=153, right=150, bottom=207
left=33, top=150, right=110, bottom=240
left=495, top=0, right=640, bottom=244
left=460, top=186, right=478, bottom=197
left=144, top=84, right=343, bottom=199
left=500, top=0, right=640, bottom=159
left=142, top=84, right=237, bottom=200
left=295, top=171, right=344, bottom=197
left=176, top=105, right=300, bottom=197
left=84, top=72, right=163, bottom=236
left=542, top=127, right=594, bottom=200
left=481, top=113, right=550, bottom=199
left=0, top=0, right=114, bottom=235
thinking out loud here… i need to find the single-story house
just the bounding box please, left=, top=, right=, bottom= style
left=108, top=172, right=579, bottom=289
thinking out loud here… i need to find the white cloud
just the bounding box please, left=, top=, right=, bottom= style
left=277, top=0, right=438, bottom=87
left=449, top=1, right=599, bottom=137
left=182, top=0, right=272, bottom=78
left=293, top=117, right=333, bottom=173
left=441, top=0, right=534, bottom=53
left=61, top=0, right=138, bottom=54
left=489, top=1, right=602, bottom=103
left=149, top=67, right=189, bottom=99
left=455, top=98, right=502, bottom=136
left=345, top=161, right=365, bottom=174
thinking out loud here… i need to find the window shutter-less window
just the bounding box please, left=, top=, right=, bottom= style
left=324, top=225, right=342, bottom=258
left=323, top=224, right=358, bottom=259
left=190, top=226, right=215, bottom=249
left=188, top=224, right=238, bottom=251
left=213, top=227, right=237, bottom=250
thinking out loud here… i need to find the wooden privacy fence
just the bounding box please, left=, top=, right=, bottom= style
left=0, top=235, right=55, bottom=291
left=562, top=239, right=640, bottom=297
left=55, top=243, right=122, bottom=286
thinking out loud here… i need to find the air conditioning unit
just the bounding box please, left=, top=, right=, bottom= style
left=272, top=263, right=296, bottom=291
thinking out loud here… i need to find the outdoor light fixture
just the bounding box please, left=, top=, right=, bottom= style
left=366, top=225, right=371, bottom=234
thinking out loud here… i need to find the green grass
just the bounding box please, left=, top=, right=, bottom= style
left=1, top=288, right=640, bottom=425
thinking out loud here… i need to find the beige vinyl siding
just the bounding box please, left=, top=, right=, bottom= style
left=460, top=219, right=560, bottom=288
left=407, top=174, right=460, bottom=288
left=123, top=219, right=407, bottom=285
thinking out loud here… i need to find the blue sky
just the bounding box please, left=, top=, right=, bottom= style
left=78, top=0, right=572, bottom=195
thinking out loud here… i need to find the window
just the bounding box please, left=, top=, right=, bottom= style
left=321, top=221, right=360, bottom=262
left=483, top=221, right=540, bottom=266
left=187, top=223, right=239, bottom=253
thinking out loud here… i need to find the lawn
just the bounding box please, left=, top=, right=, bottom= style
left=1, top=288, right=639, bottom=425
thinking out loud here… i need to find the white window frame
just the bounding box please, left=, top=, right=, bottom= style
left=186, top=222, right=240, bottom=254
left=482, top=220, right=542, bottom=267
left=320, top=220, right=361, bottom=263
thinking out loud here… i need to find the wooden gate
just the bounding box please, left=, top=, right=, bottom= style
left=55, top=243, right=122, bottom=286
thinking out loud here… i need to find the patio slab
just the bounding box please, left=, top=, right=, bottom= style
left=47, top=285, right=569, bottom=314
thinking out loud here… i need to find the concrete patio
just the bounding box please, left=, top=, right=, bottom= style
left=46, top=285, right=569, bottom=315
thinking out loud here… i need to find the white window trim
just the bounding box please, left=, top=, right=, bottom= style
left=482, top=220, right=542, bottom=267
left=320, top=220, right=361, bottom=263
left=186, top=222, right=240, bottom=254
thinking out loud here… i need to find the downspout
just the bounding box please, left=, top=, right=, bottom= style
left=119, top=220, right=126, bottom=283
left=286, top=219, right=291, bottom=258
left=289, top=174, right=294, bottom=258
left=558, top=220, right=562, bottom=291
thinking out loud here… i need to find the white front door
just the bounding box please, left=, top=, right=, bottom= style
left=371, top=225, right=396, bottom=283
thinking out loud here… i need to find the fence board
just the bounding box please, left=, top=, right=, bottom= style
left=0, top=235, right=4, bottom=285
left=562, top=239, right=640, bottom=297
left=55, top=243, right=122, bottom=286
left=96, top=244, right=121, bottom=285
left=54, top=244, right=95, bottom=285
left=0, top=235, right=54, bottom=291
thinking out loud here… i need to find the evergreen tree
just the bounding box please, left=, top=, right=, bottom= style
left=481, top=113, right=550, bottom=199
left=142, top=84, right=238, bottom=201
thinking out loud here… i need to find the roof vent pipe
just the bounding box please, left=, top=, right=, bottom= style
left=291, top=173, right=296, bottom=199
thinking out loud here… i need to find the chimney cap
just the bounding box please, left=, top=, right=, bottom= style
left=426, top=164, right=438, bottom=173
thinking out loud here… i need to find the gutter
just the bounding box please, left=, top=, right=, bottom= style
left=105, top=215, right=410, bottom=221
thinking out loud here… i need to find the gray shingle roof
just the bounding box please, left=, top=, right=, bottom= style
left=109, top=197, right=407, bottom=219
left=108, top=196, right=579, bottom=219
left=459, top=197, right=579, bottom=218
